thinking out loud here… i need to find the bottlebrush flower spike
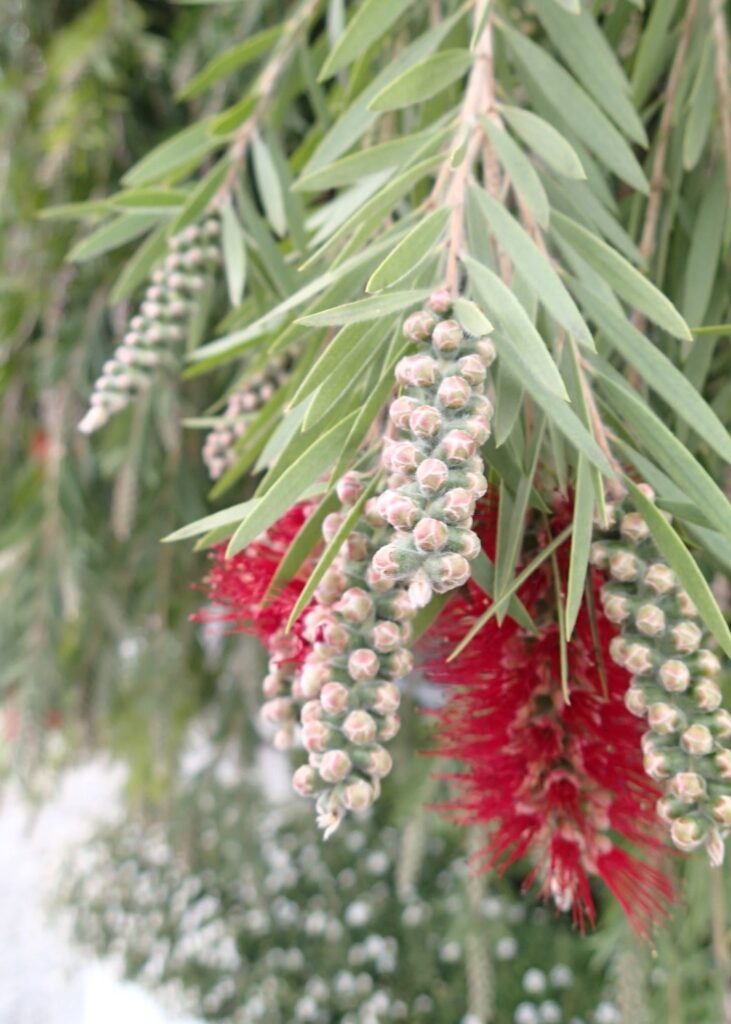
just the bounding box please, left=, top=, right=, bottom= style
left=78, top=217, right=222, bottom=434
left=292, top=472, right=415, bottom=838
left=193, top=502, right=314, bottom=750
left=423, top=503, right=674, bottom=933
left=591, top=485, right=731, bottom=866
left=202, top=346, right=297, bottom=480
left=371, top=290, right=495, bottom=610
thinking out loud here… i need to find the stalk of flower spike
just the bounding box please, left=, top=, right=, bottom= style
left=78, top=216, right=221, bottom=434
left=590, top=485, right=730, bottom=865
left=202, top=348, right=296, bottom=480
left=292, top=473, right=415, bottom=837
left=370, top=290, right=495, bottom=609
left=422, top=500, right=674, bottom=932
left=193, top=503, right=315, bottom=750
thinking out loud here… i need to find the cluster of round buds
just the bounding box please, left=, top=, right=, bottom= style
left=260, top=628, right=305, bottom=752
left=291, top=473, right=415, bottom=837
left=203, top=348, right=297, bottom=480
left=590, top=485, right=730, bottom=864
left=78, top=217, right=222, bottom=434
left=371, top=291, right=495, bottom=609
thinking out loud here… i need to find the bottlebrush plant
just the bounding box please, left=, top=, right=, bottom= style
left=57, top=0, right=731, bottom=945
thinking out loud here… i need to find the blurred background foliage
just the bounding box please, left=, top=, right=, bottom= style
left=1, top=2, right=730, bottom=1023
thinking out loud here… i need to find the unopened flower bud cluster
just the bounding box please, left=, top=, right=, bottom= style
left=591, top=485, right=731, bottom=864
left=78, top=217, right=221, bottom=434
left=292, top=473, right=415, bottom=837
left=203, top=347, right=297, bottom=480
left=371, top=291, right=495, bottom=609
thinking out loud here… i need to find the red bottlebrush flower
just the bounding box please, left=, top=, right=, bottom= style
left=422, top=500, right=675, bottom=933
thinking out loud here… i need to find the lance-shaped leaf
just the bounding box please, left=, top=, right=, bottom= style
left=480, top=116, right=550, bottom=228
left=122, top=120, right=222, bottom=187
left=319, top=0, right=416, bottom=80
left=67, top=213, right=162, bottom=263
left=552, top=212, right=692, bottom=340
left=177, top=26, right=282, bottom=99
left=221, top=202, right=247, bottom=307
left=369, top=49, right=472, bottom=111
left=297, top=291, right=428, bottom=327
left=500, top=105, right=586, bottom=180
left=366, top=208, right=450, bottom=292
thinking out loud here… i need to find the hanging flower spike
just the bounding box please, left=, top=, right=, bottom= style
left=371, top=290, right=495, bottom=609
left=193, top=502, right=314, bottom=750
left=591, top=485, right=730, bottom=866
left=423, top=501, right=674, bottom=933
left=202, top=346, right=298, bottom=480
left=292, top=472, right=415, bottom=837
left=78, top=216, right=221, bottom=434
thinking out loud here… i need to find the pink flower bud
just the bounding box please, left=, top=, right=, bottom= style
left=624, top=687, right=647, bottom=717
left=637, top=483, right=655, bottom=501
left=262, top=673, right=283, bottom=698
left=347, top=648, right=380, bottom=681
left=437, top=375, right=471, bottom=409
left=455, top=529, right=481, bottom=559
left=670, top=771, right=707, bottom=802
left=292, top=765, right=318, bottom=796
left=364, top=497, right=386, bottom=528
left=342, top=778, right=374, bottom=811
left=273, top=727, right=292, bottom=750
left=371, top=544, right=401, bottom=578
left=365, top=565, right=393, bottom=592
left=316, top=566, right=347, bottom=604
left=620, top=512, right=649, bottom=543
left=320, top=682, right=350, bottom=715
left=608, top=636, right=627, bottom=666
left=322, top=512, right=345, bottom=543
left=677, top=590, right=698, bottom=617
left=387, top=441, right=423, bottom=474
left=671, top=620, right=703, bottom=654
left=343, top=710, right=377, bottom=745
left=644, top=749, right=670, bottom=780
left=693, top=678, right=722, bottom=711
left=368, top=745, right=393, bottom=777
left=658, top=659, right=690, bottom=693
left=300, top=660, right=330, bottom=699
left=336, top=472, right=365, bottom=506
left=382, top=590, right=415, bottom=622
left=408, top=572, right=433, bottom=609
left=589, top=542, right=608, bottom=569
left=428, top=553, right=471, bottom=592
left=319, top=749, right=352, bottom=783
left=644, top=563, right=675, bottom=593
left=697, top=649, right=721, bottom=677
left=301, top=700, right=323, bottom=723
left=716, top=749, right=731, bottom=779
left=440, top=488, right=476, bottom=524
left=383, top=648, right=413, bottom=679
left=712, top=795, right=731, bottom=826
left=635, top=603, right=666, bottom=637
left=389, top=395, right=419, bottom=430
left=657, top=795, right=684, bottom=823
left=372, top=683, right=401, bottom=715
left=647, top=701, right=683, bottom=735
left=475, top=337, right=497, bottom=366
left=395, top=354, right=438, bottom=387
left=623, top=643, right=654, bottom=676
left=713, top=709, right=731, bottom=739
left=427, top=289, right=452, bottom=315
left=465, top=471, right=488, bottom=498
left=409, top=404, right=443, bottom=438
left=670, top=816, right=705, bottom=853
left=302, top=720, right=330, bottom=753
left=403, top=310, right=437, bottom=342
left=416, top=458, right=449, bottom=495
left=344, top=532, right=369, bottom=561
left=320, top=621, right=350, bottom=655
left=602, top=593, right=631, bottom=624
left=440, top=430, right=476, bottom=464
left=457, top=354, right=486, bottom=385
left=431, top=319, right=463, bottom=352
left=371, top=621, right=402, bottom=652
left=680, top=724, right=714, bottom=757
left=462, top=415, right=491, bottom=445
left=378, top=491, right=421, bottom=529
left=413, top=517, right=449, bottom=552
left=707, top=827, right=725, bottom=867
left=608, top=550, right=640, bottom=582
left=379, top=714, right=401, bottom=741
left=261, top=698, right=293, bottom=724
left=337, top=587, right=374, bottom=624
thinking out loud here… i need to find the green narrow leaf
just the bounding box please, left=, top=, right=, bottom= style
left=480, top=117, right=550, bottom=228
left=109, top=224, right=168, bottom=304
left=552, top=212, right=692, bottom=340
left=221, top=201, right=247, bottom=306
left=109, top=188, right=187, bottom=212
left=470, top=186, right=593, bottom=347
left=366, top=208, right=450, bottom=292
left=500, top=106, right=586, bottom=180
left=464, top=257, right=569, bottom=400
left=291, top=320, right=384, bottom=406
left=251, top=132, right=287, bottom=237
left=681, top=168, right=728, bottom=327
left=493, top=361, right=524, bottom=447
left=169, top=157, right=230, bottom=234
left=571, top=280, right=731, bottom=462
left=470, top=550, right=537, bottom=632
left=599, top=379, right=731, bottom=543
left=683, top=39, right=715, bottom=170
left=266, top=491, right=340, bottom=594
left=626, top=481, right=731, bottom=658
left=295, top=131, right=438, bottom=192
left=122, top=120, right=222, bottom=187
left=297, top=290, right=428, bottom=327
left=319, top=0, right=415, bottom=79
left=177, top=26, right=282, bottom=99
left=564, top=455, right=593, bottom=639
left=369, top=49, right=472, bottom=112
left=163, top=500, right=258, bottom=543
left=501, top=25, right=648, bottom=192
left=67, top=213, right=161, bottom=263
left=227, top=412, right=358, bottom=555
left=453, top=297, right=494, bottom=336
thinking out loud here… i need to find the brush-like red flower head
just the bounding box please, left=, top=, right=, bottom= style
left=422, top=497, right=674, bottom=932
